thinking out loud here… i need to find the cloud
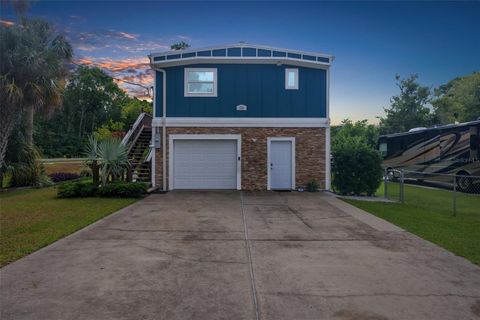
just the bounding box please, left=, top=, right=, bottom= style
left=75, top=56, right=149, bottom=72
left=67, top=28, right=191, bottom=99
left=0, top=19, right=14, bottom=27
left=74, top=56, right=154, bottom=98
left=69, top=28, right=170, bottom=55
left=117, top=31, right=137, bottom=40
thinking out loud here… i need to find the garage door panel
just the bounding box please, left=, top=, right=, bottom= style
left=173, top=140, right=237, bottom=189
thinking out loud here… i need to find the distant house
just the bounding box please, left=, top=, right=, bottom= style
left=145, top=43, right=333, bottom=191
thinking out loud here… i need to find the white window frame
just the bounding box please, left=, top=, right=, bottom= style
left=184, top=68, right=217, bottom=97
left=285, top=68, right=299, bottom=90
left=267, top=137, right=296, bottom=190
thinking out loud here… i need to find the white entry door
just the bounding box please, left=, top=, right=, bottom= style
left=172, top=139, right=238, bottom=189
left=269, top=139, right=295, bottom=190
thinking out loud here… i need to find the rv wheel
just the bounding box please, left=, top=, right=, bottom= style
left=456, top=172, right=472, bottom=192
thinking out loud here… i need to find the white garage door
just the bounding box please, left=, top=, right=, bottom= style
left=173, top=139, right=237, bottom=189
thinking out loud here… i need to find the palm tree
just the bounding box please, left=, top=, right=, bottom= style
left=84, top=136, right=100, bottom=185
left=0, top=17, right=72, bottom=169
left=85, top=137, right=129, bottom=186
left=97, top=138, right=129, bottom=186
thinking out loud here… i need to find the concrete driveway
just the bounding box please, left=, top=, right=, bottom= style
left=1, top=191, right=480, bottom=320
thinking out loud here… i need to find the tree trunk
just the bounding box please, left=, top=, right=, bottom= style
left=90, top=160, right=99, bottom=186
left=25, top=105, right=34, bottom=146
left=0, top=109, right=19, bottom=177
left=78, top=107, right=85, bottom=139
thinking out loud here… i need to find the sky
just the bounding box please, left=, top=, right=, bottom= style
left=1, top=1, right=479, bottom=124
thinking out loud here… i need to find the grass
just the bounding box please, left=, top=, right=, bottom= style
left=0, top=187, right=137, bottom=267
left=345, top=182, right=480, bottom=265
left=41, top=159, right=88, bottom=175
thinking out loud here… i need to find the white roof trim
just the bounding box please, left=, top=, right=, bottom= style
left=150, top=42, right=333, bottom=59
left=148, top=43, right=334, bottom=68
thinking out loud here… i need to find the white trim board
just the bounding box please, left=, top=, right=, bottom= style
left=267, top=137, right=296, bottom=191
left=168, top=134, right=242, bottom=190
left=149, top=43, right=334, bottom=61
left=150, top=57, right=330, bottom=70
left=152, top=117, right=329, bottom=128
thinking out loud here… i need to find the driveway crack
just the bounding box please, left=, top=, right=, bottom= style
left=240, top=192, right=261, bottom=320
left=287, top=206, right=313, bottom=229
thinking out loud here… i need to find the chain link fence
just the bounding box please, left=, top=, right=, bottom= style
left=383, top=168, right=480, bottom=216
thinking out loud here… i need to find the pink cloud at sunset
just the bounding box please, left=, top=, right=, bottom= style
left=74, top=56, right=154, bottom=99
left=0, top=19, right=14, bottom=26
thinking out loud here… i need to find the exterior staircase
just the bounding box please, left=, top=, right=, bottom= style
left=122, top=113, right=153, bottom=183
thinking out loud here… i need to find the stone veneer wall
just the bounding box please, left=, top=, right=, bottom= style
left=154, top=127, right=326, bottom=191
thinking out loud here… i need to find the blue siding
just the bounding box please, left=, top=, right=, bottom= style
left=272, top=51, right=286, bottom=57
left=287, top=52, right=301, bottom=59
left=258, top=49, right=271, bottom=57
left=167, top=54, right=181, bottom=60
left=242, top=47, right=256, bottom=57
left=155, top=63, right=326, bottom=118
left=182, top=52, right=195, bottom=58
left=197, top=50, right=211, bottom=57
left=212, top=49, right=226, bottom=56
left=227, top=48, right=241, bottom=56
left=303, top=54, right=316, bottom=61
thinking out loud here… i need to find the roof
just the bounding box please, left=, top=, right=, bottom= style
left=148, top=43, right=334, bottom=69
left=379, top=119, right=480, bottom=139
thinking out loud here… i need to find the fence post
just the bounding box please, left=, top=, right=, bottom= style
left=400, top=169, right=405, bottom=203
left=453, top=174, right=457, bottom=217
left=384, top=168, right=388, bottom=199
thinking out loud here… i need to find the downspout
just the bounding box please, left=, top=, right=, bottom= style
left=151, top=77, right=156, bottom=188
left=156, top=68, right=167, bottom=192
left=325, top=66, right=331, bottom=191
left=149, top=57, right=167, bottom=191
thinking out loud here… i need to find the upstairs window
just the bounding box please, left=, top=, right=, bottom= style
left=285, top=68, right=299, bottom=90
left=184, top=68, right=217, bottom=97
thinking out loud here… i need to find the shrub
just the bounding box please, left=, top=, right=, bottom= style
left=57, top=181, right=97, bottom=198
left=306, top=178, right=319, bottom=192
left=49, top=172, right=80, bottom=183
left=36, top=174, right=54, bottom=188
left=97, top=182, right=147, bottom=198
left=332, top=137, right=382, bottom=196
left=79, top=168, right=92, bottom=177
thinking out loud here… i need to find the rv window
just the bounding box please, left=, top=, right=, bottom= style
left=471, top=134, right=478, bottom=150
left=184, top=68, right=217, bottom=97
left=379, top=142, right=387, bottom=157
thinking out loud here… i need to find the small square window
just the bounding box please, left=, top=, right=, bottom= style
left=285, top=68, right=298, bottom=90
left=184, top=68, right=217, bottom=97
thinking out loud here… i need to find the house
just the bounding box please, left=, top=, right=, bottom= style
left=146, top=43, right=333, bottom=191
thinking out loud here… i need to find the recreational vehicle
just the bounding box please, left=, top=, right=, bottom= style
left=378, top=120, right=480, bottom=191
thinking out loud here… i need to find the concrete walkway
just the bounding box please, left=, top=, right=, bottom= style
left=1, top=191, right=479, bottom=320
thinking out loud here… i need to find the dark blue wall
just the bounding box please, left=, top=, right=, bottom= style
left=155, top=63, right=326, bottom=117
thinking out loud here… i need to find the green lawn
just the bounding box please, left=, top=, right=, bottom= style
left=345, top=183, right=480, bottom=265
left=0, top=187, right=137, bottom=267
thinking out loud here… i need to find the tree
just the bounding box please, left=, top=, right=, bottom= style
left=379, top=74, right=432, bottom=134
left=332, top=119, right=379, bottom=149
left=0, top=17, right=72, bottom=155
left=121, top=97, right=153, bottom=128
left=431, top=72, right=480, bottom=123
left=170, top=41, right=190, bottom=50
